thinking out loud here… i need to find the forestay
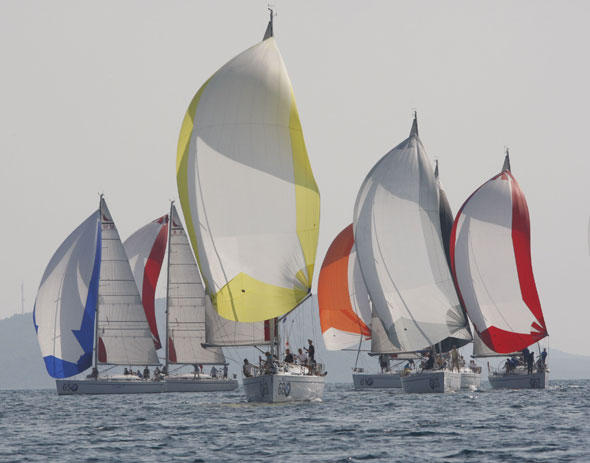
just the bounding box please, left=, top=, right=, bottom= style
left=450, top=153, right=548, bottom=354
left=33, top=210, right=101, bottom=378
left=167, top=205, right=225, bottom=364
left=353, top=116, right=468, bottom=353
left=124, top=215, right=168, bottom=349
left=176, top=21, right=320, bottom=323
left=318, top=224, right=371, bottom=351
left=96, top=198, right=159, bottom=365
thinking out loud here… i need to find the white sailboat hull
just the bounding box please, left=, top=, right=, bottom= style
left=56, top=376, right=238, bottom=395
left=488, top=371, right=547, bottom=389
left=352, top=372, right=401, bottom=389
left=56, top=378, right=164, bottom=395
left=460, top=370, right=482, bottom=390
left=401, top=370, right=461, bottom=393
left=164, top=375, right=238, bottom=393
left=242, top=373, right=325, bottom=403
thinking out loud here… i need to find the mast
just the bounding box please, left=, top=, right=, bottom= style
left=164, top=201, right=173, bottom=374
left=93, top=194, right=103, bottom=372
left=263, top=7, right=274, bottom=40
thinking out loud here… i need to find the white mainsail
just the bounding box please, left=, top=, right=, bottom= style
left=96, top=198, right=159, bottom=365
left=353, top=116, right=469, bottom=353
left=33, top=210, right=101, bottom=378
left=167, top=205, right=225, bottom=364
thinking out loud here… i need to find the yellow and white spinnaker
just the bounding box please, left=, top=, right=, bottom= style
left=177, top=20, right=320, bottom=322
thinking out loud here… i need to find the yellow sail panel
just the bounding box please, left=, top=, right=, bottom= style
left=176, top=77, right=213, bottom=291
left=290, top=92, right=320, bottom=289
left=212, top=273, right=309, bottom=322
left=176, top=37, right=320, bottom=322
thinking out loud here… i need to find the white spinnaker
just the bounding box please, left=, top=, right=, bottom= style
left=353, top=119, right=467, bottom=353
left=34, top=210, right=100, bottom=377
left=167, top=205, right=225, bottom=364
left=181, top=35, right=318, bottom=322
left=97, top=199, right=159, bottom=365
left=451, top=171, right=544, bottom=346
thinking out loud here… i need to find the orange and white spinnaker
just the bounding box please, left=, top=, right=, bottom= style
left=318, top=224, right=371, bottom=351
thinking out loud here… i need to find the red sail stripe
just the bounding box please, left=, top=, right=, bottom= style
left=98, top=337, right=107, bottom=363
left=264, top=320, right=270, bottom=341
left=168, top=337, right=177, bottom=363
left=480, top=326, right=547, bottom=354
left=318, top=224, right=371, bottom=337
left=141, top=222, right=168, bottom=349
left=508, top=172, right=547, bottom=338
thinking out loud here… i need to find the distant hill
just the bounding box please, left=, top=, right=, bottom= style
left=0, top=312, right=53, bottom=390
left=2, top=299, right=588, bottom=390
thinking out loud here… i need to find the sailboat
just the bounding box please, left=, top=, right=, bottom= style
left=450, top=150, right=549, bottom=389
left=123, top=204, right=238, bottom=393
left=353, top=114, right=472, bottom=393
left=176, top=10, right=324, bottom=402
left=318, top=224, right=417, bottom=389
left=34, top=196, right=164, bottom=395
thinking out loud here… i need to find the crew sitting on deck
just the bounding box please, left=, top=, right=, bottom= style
left=210, top=366, right=218, bottom=378
left=284, top=348, right=294, bottom=364
left=123, top=368, right=129, bottom=375
left=422, top=352, right=434, bottom=370
left=296, top=348, right=307, bottom=366
left=263, top=352, right=276, bottom=374
left=402, top=359, right=414, bottom=376
left=143, top=366, right=150, bottom=379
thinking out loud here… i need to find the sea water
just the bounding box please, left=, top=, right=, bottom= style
left=1, top=380, right=589, bottom=462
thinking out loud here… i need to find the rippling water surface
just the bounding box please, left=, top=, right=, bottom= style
left=1, top=380, right=589, bottom=462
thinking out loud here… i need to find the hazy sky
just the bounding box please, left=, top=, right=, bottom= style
left=1, top=1, right=589, bottom=355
